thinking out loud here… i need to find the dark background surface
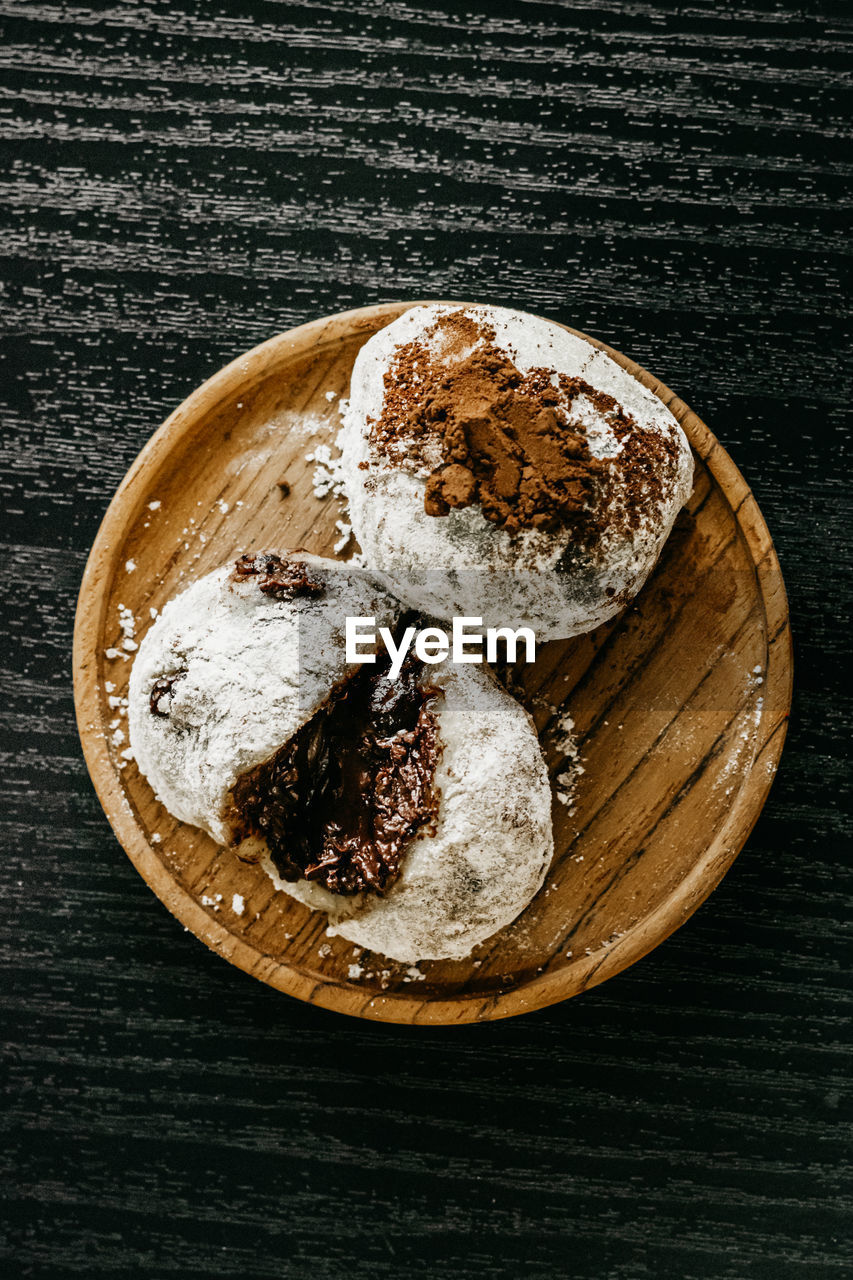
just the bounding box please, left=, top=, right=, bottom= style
left=1, top=2, right=851, bottom=1277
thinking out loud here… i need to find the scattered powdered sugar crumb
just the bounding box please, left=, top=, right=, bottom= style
left=302, top=406, right=361, bottom=562
left=267, top=409, right=328, bottom=440
left=306, top=429, right=348, bottom=500
left=333, top=519, right=352, bottom=554
left=151, top=833, right=162, bottom=844
left=297, top=415, right=325, bottom=437
left=232, top=893, right=245, bottom=916
left=148, top=499, right=161, bottom=511
left=550, top=711, right=584, bottom=811
left=599, top=929, right=626, bottom=950
left=714, top=689, right=766, bottom=794
left=350, top=963, right=423, bottom=986
left=217, top=499, right=229, bottom=514
left=116, top=604, right=138, bottom=653
left=299, top=397, right=353, bottom=502
left=104, top=646, right=135, bottom=767
left=201, top=895, right=221, bottom=911
left=125, top=559, right=136, bottom=573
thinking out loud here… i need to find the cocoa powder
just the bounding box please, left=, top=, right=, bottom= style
left=369, top=311, right=680, bottom=541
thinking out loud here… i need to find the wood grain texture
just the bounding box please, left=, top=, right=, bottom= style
left=72, top=302, right=792, bottom=1024
left=2, top=0, right=850, bottom=1275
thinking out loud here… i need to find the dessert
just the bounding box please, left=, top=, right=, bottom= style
left=265, top=659, right=553, bottom=963
left=128, top=552, right=401, bottom=844
left=342, top=303, right=694, bottom=640
left=128, top=551, right=553, bottom=962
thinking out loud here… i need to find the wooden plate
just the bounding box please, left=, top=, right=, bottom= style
left=73, top=302, right=793, bottom=1024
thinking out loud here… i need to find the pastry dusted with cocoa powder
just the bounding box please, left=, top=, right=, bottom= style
left=128, top=552, right=553, bottom=963
left=341, top=304, right=694, bottom=640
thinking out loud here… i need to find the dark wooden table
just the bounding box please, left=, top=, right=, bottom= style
left=2, top=3, right=850, bottom=1277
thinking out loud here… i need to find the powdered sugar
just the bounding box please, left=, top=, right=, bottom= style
left=105, top=604, right=138, bottom=662
left=304, top=397, right=351, bottom=501
left=333, top=519, right=352, bottom=554
left=550, top=711, right=584, bottom=811
left=306, top=430, right=348, bottom=501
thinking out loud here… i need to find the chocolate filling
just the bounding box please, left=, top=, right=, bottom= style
left=232, top=552, right=324, bottom=600
left=228, top=655, right=442, bottom=896
left=149, top=670, right=186, bottom=717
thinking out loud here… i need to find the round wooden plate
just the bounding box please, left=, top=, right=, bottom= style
left=73, top=302, right=792, bottom=1024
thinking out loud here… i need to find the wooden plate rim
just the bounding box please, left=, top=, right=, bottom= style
left=72, top=301, right=793, bottom=1025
